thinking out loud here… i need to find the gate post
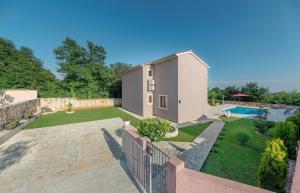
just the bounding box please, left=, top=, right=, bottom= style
left=167, top=157, right=185, bottom=193
left=138, top=137, right=151, bottom=151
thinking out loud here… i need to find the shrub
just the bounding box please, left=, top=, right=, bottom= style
left=255, top=120, right=274, bottom=134
left=67, top=102, right=73, bottom=112
left=274, top=121, right=297, bottom=159
left=286, top=112, right=300, bottom=139
left=137, top=118, right=172, bottom=141
left=209, top=97, right=216, bottom=106
left=235, top=131, right=250, bottom=145
left=257, top=138, right=288, bottom=193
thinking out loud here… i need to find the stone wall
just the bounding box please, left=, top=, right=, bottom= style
left=40, top=98, right=122, bottom=111
left=0, top=99, right=40, bottom=126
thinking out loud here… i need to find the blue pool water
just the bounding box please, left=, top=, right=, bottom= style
left=226, top=106, right=264, bottom=116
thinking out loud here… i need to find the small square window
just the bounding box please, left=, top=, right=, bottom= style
left=148, top=69, right=153, bottom=78
left=148, top=94, right=153, bottom=105
left=159, top=95, right=167, bottom=109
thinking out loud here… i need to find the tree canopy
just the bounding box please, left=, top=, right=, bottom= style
left=0, top=37, right=64, bottom=97
left=0, top=36, right=131, bottom=98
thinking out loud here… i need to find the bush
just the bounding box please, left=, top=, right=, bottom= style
left=255, top=120, right=274, bottom=134
left=235, top=131, right=250, bottom=145
left=257, top=138, right=288, bottom=193
left=274, top=121, right=297, bottom=159
left=209, top=97, right=216, bottom=106
left=137, top=118, right=172, bottom=141
left=286, top=112, right=300, bottom=139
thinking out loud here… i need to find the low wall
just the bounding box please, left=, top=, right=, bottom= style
left=40, top=98, right=122, bottom=111
left=220, top=100, right=299, bottom=109
left=0, top=99, right=40, bottom=125
left=167, top=157, right=274, bottom=193
left=4, top=89, right=37, bottom=104
left=291, top=145, right=300, bottom=193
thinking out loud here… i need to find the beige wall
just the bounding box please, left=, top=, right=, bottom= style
left=122, top=68, right=144, bottom=116
left=177, top=53, right=208, bottom=123
left=4, top=89, right=37, bottom=104
left=153, top=57, right=179, bottom=122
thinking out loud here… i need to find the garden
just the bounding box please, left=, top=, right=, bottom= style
left=26, top=107, right=141, bottom=129
left=202, top=113, right=300, bottom=193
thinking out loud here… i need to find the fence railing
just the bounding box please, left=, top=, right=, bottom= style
left=122, top=129, right=152, bottom=193
left=148, top=143, right=170, bottom=193
left=122, top=129, right=170, bottom=193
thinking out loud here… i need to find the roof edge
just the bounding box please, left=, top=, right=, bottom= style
left=121, top=50, right=210, bottom=75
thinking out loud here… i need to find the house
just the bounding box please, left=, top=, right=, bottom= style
left=121, top=50, right=209, bottom=123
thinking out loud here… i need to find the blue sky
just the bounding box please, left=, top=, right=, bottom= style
left=1, top=0, right=299, bottom=91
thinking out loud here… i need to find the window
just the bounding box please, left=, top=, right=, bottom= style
left=148, top=94, right=153, bottom=105
left=148, top=69, right=153, bottom=78
left=159, top=95, right=167, bottom=109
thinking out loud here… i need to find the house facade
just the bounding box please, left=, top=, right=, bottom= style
left=122, top=50, right=209, bottom=123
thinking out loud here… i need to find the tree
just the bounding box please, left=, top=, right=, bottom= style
left=257, top=138, right=288, bottom=193
left=54, top=37, right=114, bottom=98
left=0, top=37, right=62, bottom=97
left=274, top=121, right=297, bottom=159
left=109, top=62, right=131, bottom=97
left=223, top=86, right=240, bottom=101
left=241, top=82, right=269, bottom=102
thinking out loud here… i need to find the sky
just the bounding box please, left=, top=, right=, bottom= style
left=1, top=0, right=299, bottom=92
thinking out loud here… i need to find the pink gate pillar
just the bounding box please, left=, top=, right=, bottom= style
left=167, top=157, right=185, bottom=193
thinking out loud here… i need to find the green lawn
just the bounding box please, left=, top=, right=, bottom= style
left=162, top=122, right=212, bottom=142
left=201, top=117, right=270, bottom=186
left=26, top=107, right=141, bottom=129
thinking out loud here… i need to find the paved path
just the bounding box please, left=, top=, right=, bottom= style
left=0, top=118, right=140, bottom=193
left=180, top=119, right=225, bottom=170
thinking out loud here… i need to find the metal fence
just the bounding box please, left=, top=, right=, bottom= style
left=122, top=130, right=152, bottom=193
left=148, top=143, right=170, bottom=193
left=122, top=130, right=170, bottom=193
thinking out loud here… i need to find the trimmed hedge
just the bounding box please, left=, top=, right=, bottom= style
left=257, top=138, right=288, bottom=193
left=273, top=121, right=297, bottom=159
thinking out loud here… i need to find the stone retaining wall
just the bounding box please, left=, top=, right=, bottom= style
left=40, top=98, right=122, bottom=111
left=0, top=99, right=40, bottom=126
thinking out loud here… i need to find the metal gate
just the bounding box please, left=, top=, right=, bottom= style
left=122, top=130, right=170, bottom=193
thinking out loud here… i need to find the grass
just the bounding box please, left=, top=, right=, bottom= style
left=26, top=107, right=141, bottom=129
left=201, top=116, right=271, bottom=186
left=162, top=122, right=212, bottom=142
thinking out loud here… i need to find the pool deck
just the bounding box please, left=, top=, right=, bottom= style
left=211, top=104, right=295, bottom=122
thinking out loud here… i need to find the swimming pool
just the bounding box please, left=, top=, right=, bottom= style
left=226, top=106, right=264, bottom=116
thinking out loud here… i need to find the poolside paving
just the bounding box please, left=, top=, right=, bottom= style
left=0, top=118, right=140, bottom=193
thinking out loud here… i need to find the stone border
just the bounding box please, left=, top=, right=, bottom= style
left=164, top=126, right=178, bottom=138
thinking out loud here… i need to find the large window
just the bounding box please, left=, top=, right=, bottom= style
left=148, top=94, right=153, bottom=105
left=159, top=95, right=167, bottom=109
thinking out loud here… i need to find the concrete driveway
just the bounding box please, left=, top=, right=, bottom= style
left=0, top=118, right=140, bottom=193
